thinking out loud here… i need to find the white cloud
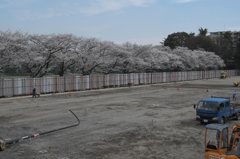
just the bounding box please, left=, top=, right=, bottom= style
left=80, top=0, right=156, bottom=15
left=171, top=0, right=198, bottom=3
left=16, top=8, right=70, bottom=20
left=10, top=0, right=156, bottom=20
left=129, top=0, right=156, bottom=7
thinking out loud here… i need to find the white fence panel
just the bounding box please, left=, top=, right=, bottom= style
left=84, top=75, right=90, bottom=90
left=75, top=76, right=81, bottom=90
left=17, top=78, right=22, bottom=95
left=163, top=72, right=167, bottom=83
left=116, top=74, right=120, bottom=86
left=133, top=73, right=139, bottom=85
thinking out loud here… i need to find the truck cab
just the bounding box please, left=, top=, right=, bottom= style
left=195, top=97, right=239, bottom=124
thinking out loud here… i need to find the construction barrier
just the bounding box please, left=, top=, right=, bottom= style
left=0, top=70, right=239, bottom=98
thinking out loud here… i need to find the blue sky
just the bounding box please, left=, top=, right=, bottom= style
left=1, top=0, right=239, bottom=45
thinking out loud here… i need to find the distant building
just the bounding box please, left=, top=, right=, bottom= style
left=209, top=31, right=240, bottom=47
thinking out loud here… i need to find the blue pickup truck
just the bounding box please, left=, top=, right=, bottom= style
left=194, top=96, right=240, bottom=124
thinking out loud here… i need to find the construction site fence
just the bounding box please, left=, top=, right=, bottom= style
left=0, top=70, right=239, bottom=98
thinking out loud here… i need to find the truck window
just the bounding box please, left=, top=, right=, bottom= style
left=222, top=128, right=228, bottom=148
left=197, top=101, right=218, bottom=111
left=206, top=129, right=218, bottom=149
left=207, top=128, right=228, bottom=150
left=219, top=103, right=224, bottom=111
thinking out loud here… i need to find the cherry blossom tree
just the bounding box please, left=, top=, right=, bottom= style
left=95, top=42, right=131, bottom=74
left=51, top=34, right=79, bottom=76
left=120, top=42, right=151, bottom=73
left=0, top=30, right=226, bottom=77
left=193, top=50, right=225, bottom=70
left=73, top=38, right=113, bottom=75
left=0, top=30, right=28, bottom=76
left=16, top=34, right=66, bottom=77
left=171, top=47, right=197, bottom=70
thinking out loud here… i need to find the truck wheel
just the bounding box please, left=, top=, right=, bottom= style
left=234, top=83, right=239, bottom=87
left=220, top=117, right=225, bottom=124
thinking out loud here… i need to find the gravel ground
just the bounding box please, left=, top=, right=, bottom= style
left=1, top=76, right=240, bottom=159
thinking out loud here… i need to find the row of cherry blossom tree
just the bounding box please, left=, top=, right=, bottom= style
left=0, top=30, right=225, bottom=77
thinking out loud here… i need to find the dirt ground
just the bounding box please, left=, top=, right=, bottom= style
left=1, top=76, right=240, bottom=159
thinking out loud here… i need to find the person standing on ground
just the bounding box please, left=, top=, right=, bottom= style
left=32, top=87, right=36, bottom=98
left=233, top=91, right=237, bottom=101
